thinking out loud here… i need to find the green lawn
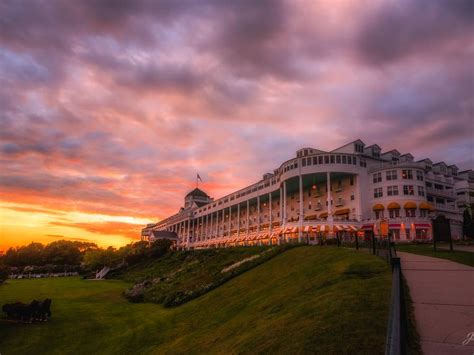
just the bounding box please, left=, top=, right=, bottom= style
left=0, top=247, right=391, bottom=354
left=395, top=244, right=474, bottom=267
left=115, top=245, right=291, bottom=305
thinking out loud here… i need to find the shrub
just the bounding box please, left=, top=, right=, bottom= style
left=0, top=265, right=9, bottom=284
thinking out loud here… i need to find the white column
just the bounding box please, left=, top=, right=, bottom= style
left=215, top=212, right=218, bottom=238
left=257, top=195, right=261, bottom=246
left=327, top=172, right=334, bottom=236
left=269, top=192, right=273, bottom=245
left=222, top=209, right=225, bottom=237
left=257, top=195, right=261, bottom=233
left=206, top=214, right=209, bottom=240
left=299, top=174, right=303, bottom=243
left=237, top=203, right=241, bottom=240
left=210, top=213, right=213, bottom=238
left=280, top=186, right=283, bottom=224
left=228, top=206, right=231, bottom=239
left=246, top=199, right=250, bottom=242
left=200, top=217, right=203, bottom=240
left=187, top=219, right=191, bottom=249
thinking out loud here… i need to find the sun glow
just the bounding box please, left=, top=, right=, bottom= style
left=0, top=201, right=154, bottom=251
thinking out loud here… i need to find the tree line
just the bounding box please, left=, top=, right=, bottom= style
left=0, top=239, right=173, bottom=282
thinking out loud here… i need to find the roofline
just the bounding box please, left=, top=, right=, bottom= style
left=330, top=138, right=365, bottom=152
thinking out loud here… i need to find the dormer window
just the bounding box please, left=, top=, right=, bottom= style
left=355, top=144, right=364, bottom=153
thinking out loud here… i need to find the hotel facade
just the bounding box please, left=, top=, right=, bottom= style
left=142, top=140, right=473, bottom=248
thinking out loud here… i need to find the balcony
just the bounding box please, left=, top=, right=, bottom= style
left=434, top=204, right=457, bottom=212
left=335, top=199, right=345, bottom=207
left=426, top=187, right=455, bottom=198
left=335, top=187, right=343, bottom=193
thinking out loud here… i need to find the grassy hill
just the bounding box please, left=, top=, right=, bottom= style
left=114, top=245, right=293, bottom=306
left=0, top=247, right=391, bottom=354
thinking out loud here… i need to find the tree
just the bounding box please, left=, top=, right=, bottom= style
left=4, top=243, right=44, bottom=266
left=43, top=240, right=82, bottom=265
left=0, top=265, right=9, bottom=284
left=463, top=208, right=473, bottom=240
left=82, top=247, right=122, bottom=271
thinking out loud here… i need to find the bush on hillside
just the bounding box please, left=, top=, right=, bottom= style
left=0, top=265, right=9, bottom=283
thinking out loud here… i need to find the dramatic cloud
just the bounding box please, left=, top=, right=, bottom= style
left=0, top=0, right=472, bottom=249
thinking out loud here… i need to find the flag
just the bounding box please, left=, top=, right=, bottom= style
left=197, top=173, right=202, bottom=182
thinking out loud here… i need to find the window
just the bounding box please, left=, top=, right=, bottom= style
left=389, top=209, right=400, bottom=218
left=324, top=156, right=329, bottom=164
left=302, top=159, right=307, bottom=167
left=418, top=186, right=425, bottom=196
left=403, top=185, right=414, bottom=195
left=387, top=186, right=399, bottom=196
left=352, top=157, right=357, bottom=165
left=373, top=172, right=382, bottom=183
left=313, top=157, right=317, bottom=165
left=416, top=171, right=424, bottom=181
left=350, top=177, right=354, bottom=185
left=386, top=170, right=397, bottom=180
left=342, top=156, right=347, bottom=164
left=426, top=182, right=432, bottom=187
left=330, top=155, right=334, bottom=164
left=351, top=194, right=355, bottom=201
left=405, top=209, right=416, bottom=217
left=419, top=209, right=427, bottom=217
left=336, top=155, right=341, bottom=164
left=318, top=156, right=323, bottom=164
left=374, top=187, right=383, bottom=198
left=347, top=156, right=352, bottom=164
left=375, top=211, right=384, bottom=219
left=402, top=170, right=413, bottom=179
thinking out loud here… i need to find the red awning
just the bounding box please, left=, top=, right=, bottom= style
left=389, top=224, right=401, bottom=229
left=361, top=224, right=374, bottom=231
left=414, top=223, right=431, bottom=229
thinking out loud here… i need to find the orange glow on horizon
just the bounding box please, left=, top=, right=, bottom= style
left=0, top=201, right=155, bottom=251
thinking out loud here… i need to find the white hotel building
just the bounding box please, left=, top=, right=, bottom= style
left=142, top=140, right=473, bottom=248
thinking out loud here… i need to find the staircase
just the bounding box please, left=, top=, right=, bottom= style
left=95, top=266, right=111, bottom=280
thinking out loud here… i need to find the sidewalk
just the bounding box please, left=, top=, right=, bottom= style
left=398, top=252, right=474, bottom=354
left=438, top=245, right=474, bottom=253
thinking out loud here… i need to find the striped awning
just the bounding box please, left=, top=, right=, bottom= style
left=415, top=223, right=431, bottom=229
left=303, top=225, right=312, bottom=233
left=389, top=224, right=401, bottom=229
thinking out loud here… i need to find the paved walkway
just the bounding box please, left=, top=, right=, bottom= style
left=438, top=245, right=474, bottom=253
left=398, top=252, right=474, bottom=354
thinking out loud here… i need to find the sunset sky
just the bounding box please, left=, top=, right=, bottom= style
left=0, top=0, right=472, bottom=251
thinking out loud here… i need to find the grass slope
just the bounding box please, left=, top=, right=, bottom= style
left=0, top=247, right=391, bottom=354
left=115, top=246, right=282, bottom=304
left=396, top=244, right=474, bottom=267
